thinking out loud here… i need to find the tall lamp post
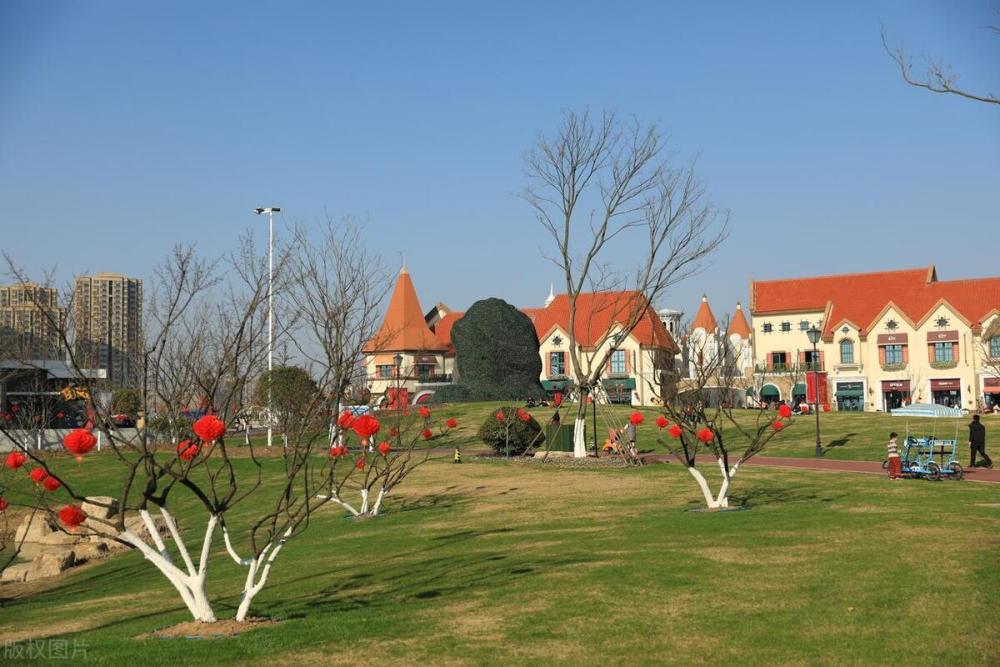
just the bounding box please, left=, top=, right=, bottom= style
left=806, top=326, right=822, bottom=458
left=393, top=353, right=403, bottom=448
left=254, top=206, right=280, bottom=448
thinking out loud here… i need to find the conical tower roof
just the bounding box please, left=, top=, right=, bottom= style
left=691, top=294, right=718, bottom=332
left=727, top=302, right=752, bottom=338
left=364, top=267, right=447, bottom=352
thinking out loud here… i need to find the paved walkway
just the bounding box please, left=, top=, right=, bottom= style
left=642, top=453, right=1000, bottom=484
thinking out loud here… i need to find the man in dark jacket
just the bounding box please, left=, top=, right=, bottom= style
left=969, top=415, right=992, bottom=468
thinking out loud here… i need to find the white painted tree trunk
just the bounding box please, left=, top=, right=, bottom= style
left=120, top=510, right=218, bottom=622
left=685, top=461, right=742, bottom=510
left=223, top=525, right=293, bottom=622
left=573, top=417, right=587, bottom=458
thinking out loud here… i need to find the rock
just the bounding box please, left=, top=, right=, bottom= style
left=123, top=513, right=170, bottom=541
left=81, top=496, right=119, bottom=520
left=1, top=563, right=32, bottom=583
left=37, top=530, right=81, bottom=547
left=14, top=513, right=58, bottom=544
left=29, top=549, right=76, bottom=579
left=73, top=541, right=110, bottom=562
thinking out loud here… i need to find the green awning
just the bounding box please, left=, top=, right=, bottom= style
left=835, top=389, right=863, bottom=398
left=760, top=386, right=780, bottom=398
left=601, top=377, right=636, bottom=390
left=792, top=383, right=807, bottom=396
left=542, top=379, right=572, bottom=391
left=745, top=387, right=756, bottom=397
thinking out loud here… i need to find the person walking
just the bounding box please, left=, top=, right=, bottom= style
left=887, top=432, right=902, bottom=480
left=969, top=415, right=992, bottom=468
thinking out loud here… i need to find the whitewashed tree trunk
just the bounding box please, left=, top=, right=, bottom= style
left=685, top=460, right=742, bottom=510
left=573, top=417, right=587, bottom=458
left=121, top=510, right=218, bottom=622
left=223, top=525, right=293, bottom=622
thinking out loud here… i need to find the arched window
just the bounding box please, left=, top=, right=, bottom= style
left=840, top=339, right=854, bottom=364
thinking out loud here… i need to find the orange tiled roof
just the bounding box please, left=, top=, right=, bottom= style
left=364, top=268, right=447, bottom=353
left=431, top=311, right=464, bottom=353
left=690, top=295, right=718, bottom=332
left=727, top=303, right=752, bottom=338
left=527, top=291, right=677, bottom=351
left=751, top=266, right=1000, bottom=336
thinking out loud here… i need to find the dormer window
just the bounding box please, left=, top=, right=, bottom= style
left=841, top=325, right=849, bottom=334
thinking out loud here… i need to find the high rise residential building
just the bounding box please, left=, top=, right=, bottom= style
left=73, top=273, right=143, bottom=387
left=0, top=282, right=67, bottom=360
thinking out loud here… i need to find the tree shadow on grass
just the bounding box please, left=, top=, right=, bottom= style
left=729, top=483, right=849, bottom=508
left=821, top=432, right=858, bottom=456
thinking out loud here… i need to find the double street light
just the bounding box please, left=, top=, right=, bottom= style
left=806, top=325, right=822, bottom=458
left=254, top=207, right=280, bottom=448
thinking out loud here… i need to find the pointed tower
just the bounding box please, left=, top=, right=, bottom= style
left=727, top=302, right=752, bottom=339
left=691, top=294, right=719, bottom=333
left=365, top=267, right=447, bottom=353
left=544, top=282, right=556, bottom=308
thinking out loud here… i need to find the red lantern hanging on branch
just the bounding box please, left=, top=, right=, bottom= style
left=421, top=428, right=433, bottom=440
left=329, top=445, right=348, bottom=458
left=518, top=408, right=531, bottom=422
left=58, top=505, right=87, bottom=530
left=778, top=404, right=792, bottom=419
left=445, top=418, right=458, bottom=429
left=656, top=415, right=669, bottom=429
left=354, top=458, right=366, bottom=470
left=338, top=410, right=356, bottom=430
left=697, top=427, right=715, bottom=443
left=377, top=441, right=391, bottom=456
left=629, top=412, right=645, bottom=426
left=63, top=429, right=97, bottom=459
left=29, top=467, right=48, bottom=484
left=177, top=440, right=200, bottom=461
left=43, top=476, right=62, bottom=492
left=668, top=424, right=683, bottom=438
left=352, top=414, right=381, bottom=442
left=193, top=415, right=226, bottom=443
left=495, top=411, right=505, bottom=421
left=418, top=406, right=431, bottom=419
left=772, top=420, right=785, bottom=431
left=5, top=451, right=27, bottom=469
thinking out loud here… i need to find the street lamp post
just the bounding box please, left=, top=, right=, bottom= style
left=254, top=207, right=280, bottom=448
left=806, top=326, right=822, bottom=458
left=393, top=353, right=403, bottom=449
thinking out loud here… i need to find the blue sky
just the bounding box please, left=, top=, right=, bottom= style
left=1, top=1, right=997, bottom=324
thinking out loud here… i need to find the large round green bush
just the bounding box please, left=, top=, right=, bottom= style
left=477, top=406, right=546, bottom=456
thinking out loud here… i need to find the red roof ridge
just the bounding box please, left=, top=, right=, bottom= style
left=753, top=265, right=933, bottom=286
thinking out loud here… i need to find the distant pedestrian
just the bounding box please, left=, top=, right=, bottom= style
left=969, top=415, right=992, bottom=468
left=887, top=431, right=901, bottom=479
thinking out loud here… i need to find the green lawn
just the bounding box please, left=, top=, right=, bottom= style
left=1, top=427, right=998, bottom=665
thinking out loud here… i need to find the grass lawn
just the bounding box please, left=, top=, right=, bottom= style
left=1, top=437, right=998, bottom=665
left=238, top=402, right=995, bottom=464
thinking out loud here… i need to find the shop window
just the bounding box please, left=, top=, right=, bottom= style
left=934, top=343, right=953, bottom=363
left=840, top=340, right=854, bottom=364
left=610, top=350, right=626, bottom=375
left=885, top=345, right=903, bottom=365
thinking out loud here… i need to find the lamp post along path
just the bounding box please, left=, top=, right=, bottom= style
left=254, top=207, right=280, bottom=447
left=807, top=325, right=822, bottom=457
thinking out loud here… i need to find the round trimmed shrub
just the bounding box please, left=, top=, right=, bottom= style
left=477, top=406, right=545, bottom=456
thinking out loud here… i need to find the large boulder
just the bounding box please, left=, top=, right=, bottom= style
left=28, top=549, right=76, bottom=579
left=14, top=514, right=58, bottom=544
left=1, top=563, right=32, bottom=583
left=81, top=496, right=119, bottom=520
left=72, top=541, right=111, bottom=562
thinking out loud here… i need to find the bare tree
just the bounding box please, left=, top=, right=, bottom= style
left=881, top=15, right=1000, bottom=106
left=524, top=110, right=728, bottom=456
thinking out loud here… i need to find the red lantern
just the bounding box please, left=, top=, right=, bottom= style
left=419, top=406, right=431, bottom=419
left=697, top=427, right=714, bottom=443
left=352, top=414, right=381, bottom=441
left=773, top=421, right=785, bottom=431
left=337, top=410, right=355, bottom=429
left=0, top=497, right=8, bottom=512
left=495, top=411, right=505, bottom=421
left=668, top=424, right=682, bottom=438
left=329, top=445, right=348, bottom=458
left=58, top=505, right=87, bottom=529
left=445, top=418, right=458, bottom=429
left=377, top=441, right=391, bottom=456
left=629, top=412, right=644, bottom=426
left=553, top=392, right=563, bottom=407
left=5, top=451, right=27, bottom=469
left=518, top=408, right=531, bottom=422
left=655, top=415, right=668, bottom=429
left=29, top=467, right=48, bottom=484
left=354, top=458, right=366, bottom=470
left=778, top=404, right=792, bottom=419
left=177, top=439, right=199, bottom=461
left=63, top=429, right=97, bottom=457
left=43, top=476, right=62, bottom=492
left=193, top=415, right=226, bottom=442
left=421, top=428, right=433, bottom=440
